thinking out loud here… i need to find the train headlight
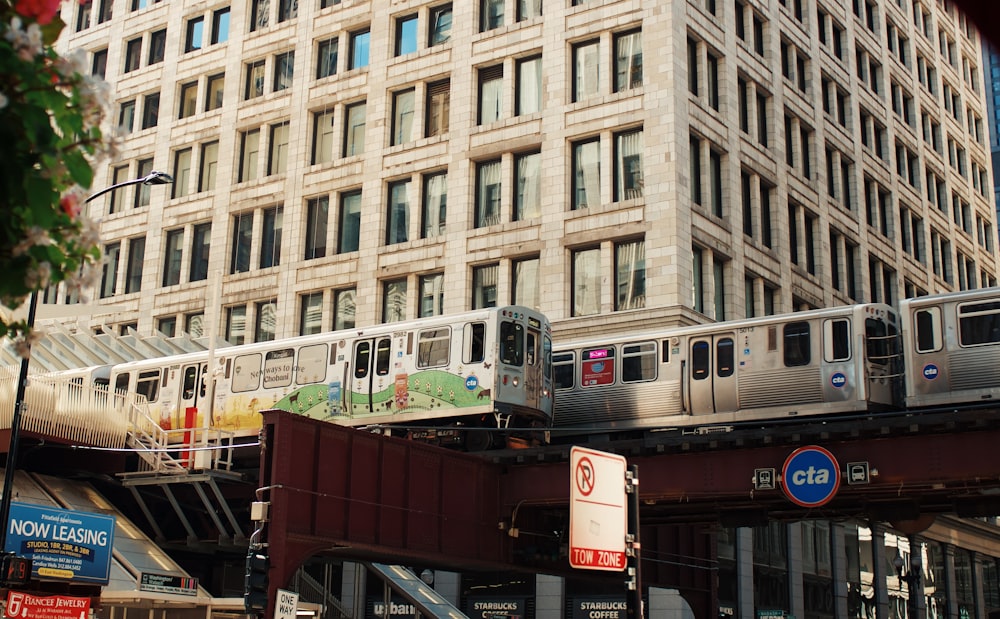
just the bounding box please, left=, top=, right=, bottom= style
left=512, top=376, right=520, bottom=387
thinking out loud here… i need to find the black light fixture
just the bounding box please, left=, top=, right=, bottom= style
left=893, top=540, right=922, bottom=618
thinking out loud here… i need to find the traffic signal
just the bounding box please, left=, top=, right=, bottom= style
left=1, top=554, right=30, bottom=586
left=244, top=550, right=269, bottom=615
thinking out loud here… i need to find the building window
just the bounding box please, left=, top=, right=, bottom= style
left=615, top=239, right=645, bottom=310
left=472, top=264, right=498, bottom=308
left=239, top=129, right=260, bottom=182
left=118, top=100, right=135, bottom=134
left=274, top=51, right=294, bottom=92
left=426, top=80, right=450, bottom=137
left=91, top=48, right=108, bottom=78
left=76, top=1, right=92, bottom=32
left=481, top=0, right=504, bottom=31
left=198, top=141, right=219, bottom=192
left=573, top=40, right=600, bottom=102
left=513, top=257, right=539, bottom=309
left=614, top=129, right=643, bottom=201
left=245, top=60, right=265, bottom=100
left=185, top=312, right=205, bottom=337
left=476, top=160, right=501, bottom=228
left=134, top=158, right=153, bottom=208
left=178, top=81, right=198, bottom=119
left=312, top=110, right=335, bottom=164
left=387, top=180, right=411, bottom=245
left=250, top=0, right=268, bottom=31
left=172, top=148, right=192, bottom=198
left=516, top=56, right=542, bottom=116
left=422, top=172, right=447, bottom=238
left=478, top=65, right=503, bottom=124
left=339, top=191, right=361, bottom=253
left=333, top=288, right=356, bottom=330
left=158, top=317, right=177, bottom=337
left=515, top=151, right=541, bottom=220
left=430, top=4, right=452, bottom=46
left=278, top=0, right=297, bottom=22
left=125, top=237, right=145, bottom=294
left=108, top=165, right=128, bottom=214
left=226, top=305, right=247, bottom=345
left=383, top=279, right=407, bottom=322
left=518, top=0, right=541, bottom=21
left=573, top=138, right=600, bottom=209
left=148, top=29, right=166, bottom=64
left=185, top=16, right=204, bottom=52
left=205, top=74, right=224, bottom=111
left=211, top=8, right=230, bottom=43
left=268, top=121, right=290, bottom=175
left=349, top=29, right=370, bottom=69
left=163, top=228, right=183, bottom=287
left=260, top=206, right=283, bottom=269
left=100, top=242, right=120, bottom=298
left=344, top=101, right=366, bottom=156
left=230, top=211, right=253, bottom=274
left=419, top=273, right=444, bottom=317
left=255, top=301, right=277, bottom=342
left=305, top=196, right=328, bottom=260
left=614, top=30, right=642, bottom=92
left=396, top=14, right=417, bottom=56
left=391, top=89, right=415, bottom=146
left=317, top=37, right=338, bottom=79
left=190, top=223, right=211, bottom=282
left=572, top=247, right=601, bottom=316
left=300, top=292, right=323, bottom=335
left=124, top=38, right=141, bottom=73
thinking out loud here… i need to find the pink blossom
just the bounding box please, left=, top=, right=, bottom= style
left=13, top=0, right=62, bottom=25
left=60, top=193, right=80, bottom=218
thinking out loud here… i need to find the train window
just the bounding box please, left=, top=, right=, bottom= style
left=958, top=301, right=1000, bottom=346
left=232, top=354, right=262, bottom=392
left=263, top=349, right=294, bottom=388
left=543, top=335, right=553, bottom=379
left=783, top=322, right=811, bottom=367
left=914, top=308, right=942, bottom=353
left=417, top=328, right=450, bottom=368
left=296, top=344, right=327, bottom=385
left=691, top=341, right=710, bottom=380
left=182, top=365, right=198, bottom=399
left=375, top=337, right=392, bottom=375
left=864, top=318, right=893, bottom=366
left=660, top=340, right=670, bottom=363
left=463, top=322, right=487, bottom=363
left=114, top=373, right=129, bottom=394
left=622, top=342, right=657, bottom=382
left=354, top=342, right=371, bottom=379
left=553, top=352, right=575, bottom=389
left=527, top=332, right=537, bottom=365
left=136, top=370, right=160, bottom=402
left=581, top=347, right=616, bottom=386
left=824, top=319, right=851, bottom=362
left=716, top=338, right=734, bottom=377
left=499, top=321, right=524, bottom=366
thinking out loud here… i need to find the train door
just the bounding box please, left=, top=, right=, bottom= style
left=863, top=315, right=899, bottom=405
left=687, top=333, right=738, bottom=415
left=522, top=325, right=544, bottom=411
left=350, top=336, right=393, bottom=414
left=179, top=362, right=208, bottom=427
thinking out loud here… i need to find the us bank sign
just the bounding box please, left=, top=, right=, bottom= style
left=4, top=502, right=116, bottom=585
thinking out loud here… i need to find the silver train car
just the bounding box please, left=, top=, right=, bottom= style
left=552, top=303, right=901, bottom=433
left=107, top=306, right=553, bottom=449
left=900, top=288, right=1000, bottom=409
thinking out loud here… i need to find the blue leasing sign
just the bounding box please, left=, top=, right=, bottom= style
left=781, top=446, right=841, bottom=508
left=4, top=502, right=116, bottom=585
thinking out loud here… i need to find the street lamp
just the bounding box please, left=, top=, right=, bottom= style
left=0, top=171, right=173, bottom=577
left=893, top=540, right=922, bottom=618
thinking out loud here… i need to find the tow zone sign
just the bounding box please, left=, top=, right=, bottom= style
left=569, top=446, right=627, bottom=571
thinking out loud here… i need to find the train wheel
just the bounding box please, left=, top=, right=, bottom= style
left=464, top=429, right=496, bottom=451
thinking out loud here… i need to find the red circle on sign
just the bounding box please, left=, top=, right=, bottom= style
left=576, top=457, right=595, bottom=496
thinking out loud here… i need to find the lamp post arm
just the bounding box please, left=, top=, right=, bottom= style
left=84, top=171, right=173, bottom=204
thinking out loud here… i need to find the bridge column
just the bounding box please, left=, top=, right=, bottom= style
left=831, top=524, right=849, bottom=619
left=737, top=527, right=754, bottom=618
left=340, top=562, right=367, bottom=618
left=788, top=523, right=805, bottom=619
left=872, top=525, right=890, bottom=619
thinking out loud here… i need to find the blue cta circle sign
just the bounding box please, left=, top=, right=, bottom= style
left=781, top=445, right=841, bottom=507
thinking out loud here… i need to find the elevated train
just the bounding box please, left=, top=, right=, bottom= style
left=551, top=288, right=1000, bottom=435
left=105, top=306, right=553, bottom=449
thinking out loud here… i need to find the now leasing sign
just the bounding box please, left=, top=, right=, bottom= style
left=4, top=502, right=115, bottom=585
left=569, top=446, right=628, bottom=572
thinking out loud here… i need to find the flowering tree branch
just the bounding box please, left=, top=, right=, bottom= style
left=0, top=0, right=110, bottom=344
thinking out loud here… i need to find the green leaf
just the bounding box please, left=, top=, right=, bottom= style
left=64, top=150, right=93, bottom=188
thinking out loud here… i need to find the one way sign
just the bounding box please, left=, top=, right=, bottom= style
left=275, top=589, right=299, bottom=619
